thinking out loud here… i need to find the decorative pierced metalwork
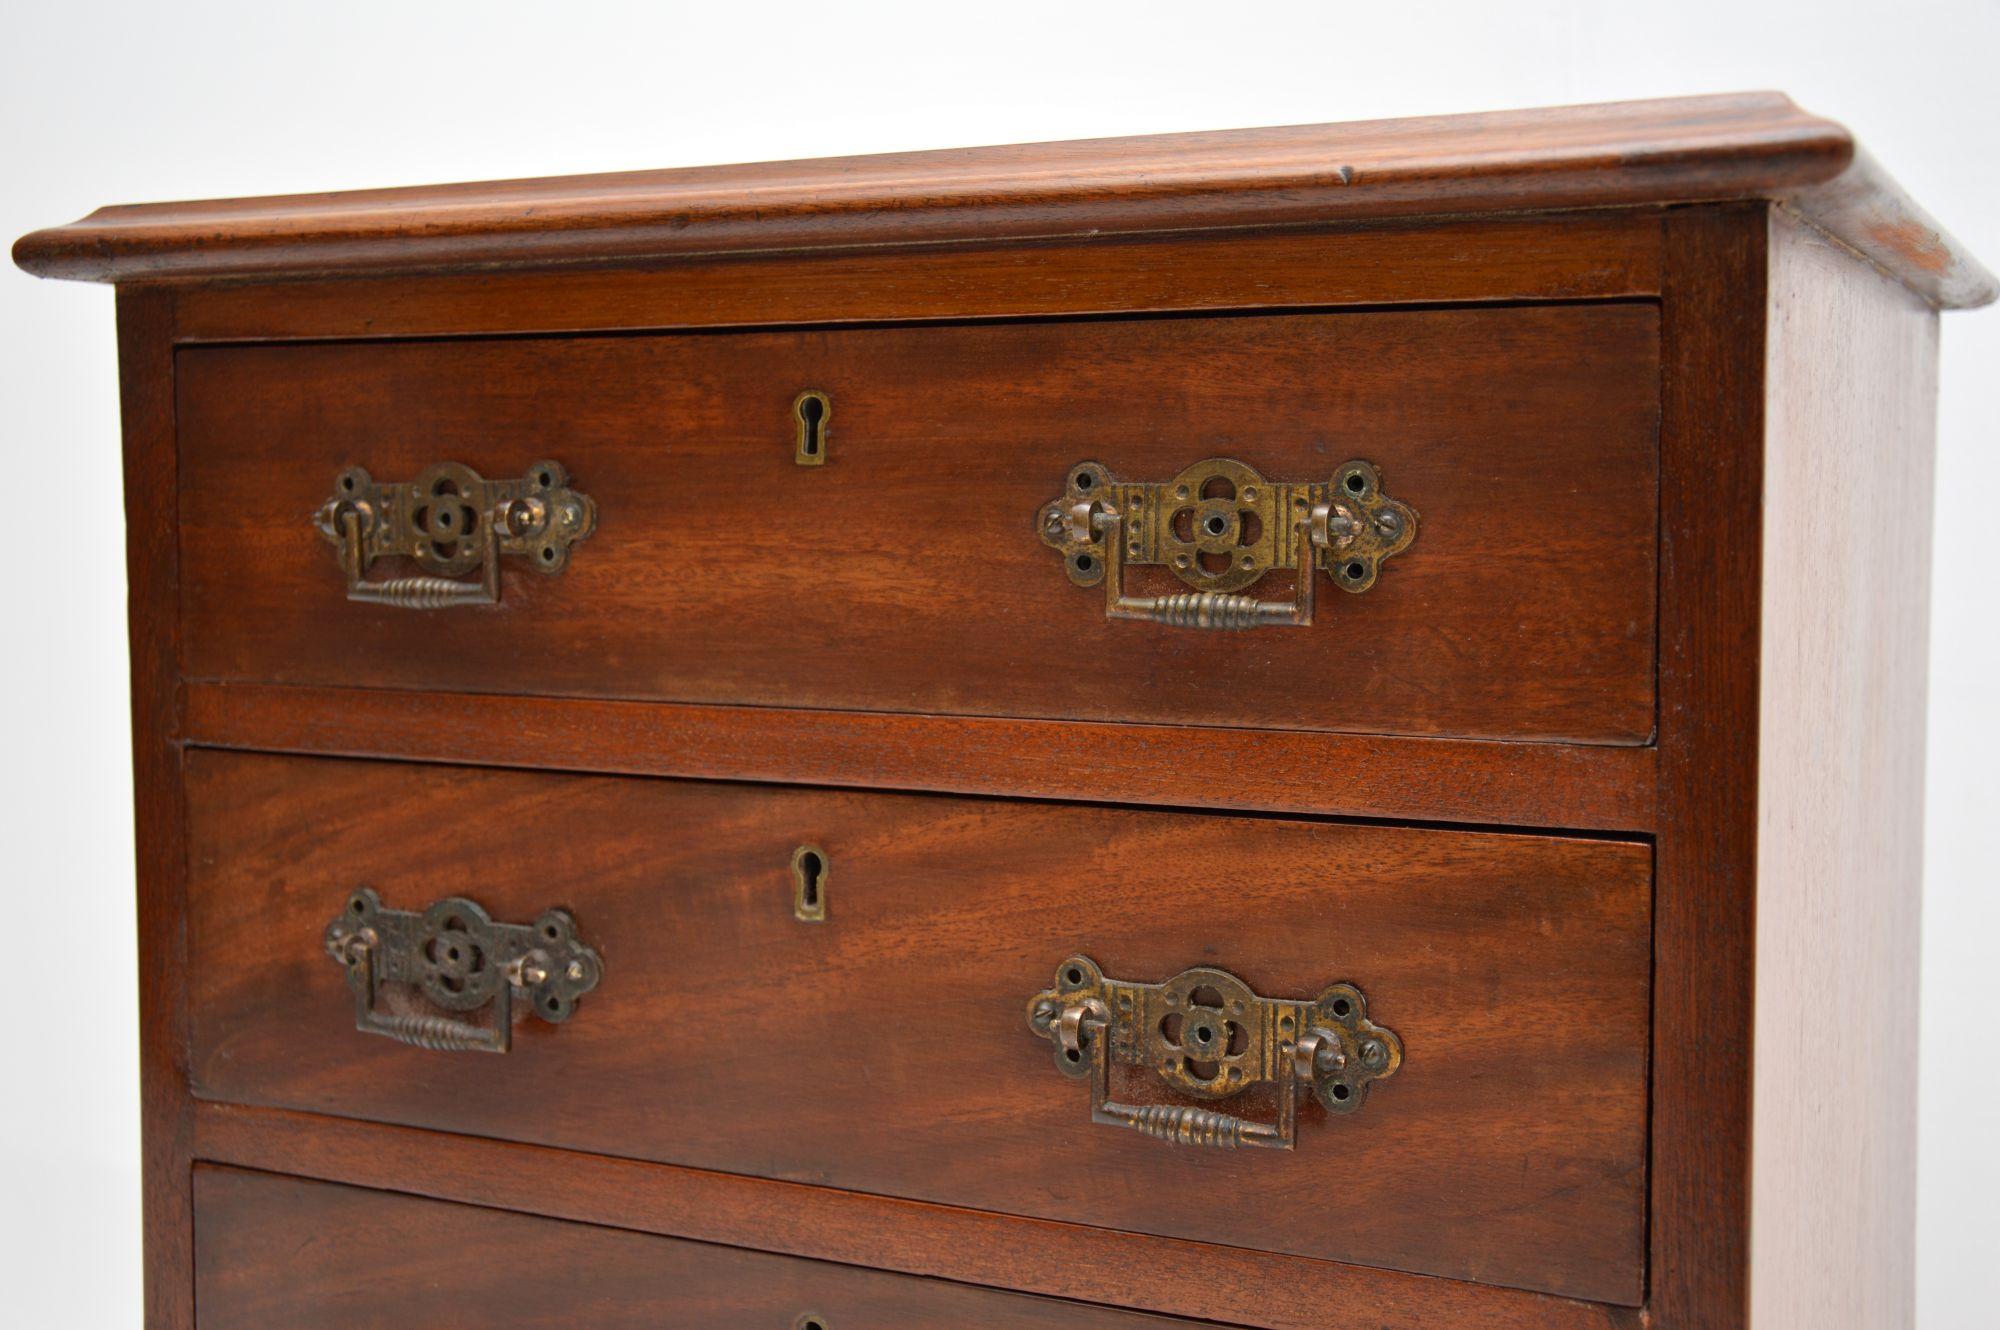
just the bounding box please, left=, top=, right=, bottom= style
left=314, top=460, right=596, bottom=608
left=323, top=889, right=602, bottom=1053
left=1037, top=457, right=1416, bottom=628
left=1026, top=956, right=1402, bottom=1150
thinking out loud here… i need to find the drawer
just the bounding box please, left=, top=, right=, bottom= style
left=177, top=305, right=1659, bottom=744
left=186, top=750, right=1653, bottom=1305
left=193, top=1165, right=1193, bottom=1328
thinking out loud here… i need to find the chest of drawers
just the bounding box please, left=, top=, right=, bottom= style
left=16, top=92, right=1990, bottom=1330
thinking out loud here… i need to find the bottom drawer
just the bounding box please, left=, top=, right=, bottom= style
left=194, top=1165, right=1191, bottom=1329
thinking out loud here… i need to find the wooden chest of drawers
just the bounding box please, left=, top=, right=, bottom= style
left=16, top=92, right=1991, bottom=1330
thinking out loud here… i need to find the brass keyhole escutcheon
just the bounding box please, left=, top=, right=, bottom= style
left=794, top=390, right=830, bottom=466
left=792, top=845, right=827, bottom=921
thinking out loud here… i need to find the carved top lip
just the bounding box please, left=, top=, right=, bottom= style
left=11, top=92, right=1991, bottom=308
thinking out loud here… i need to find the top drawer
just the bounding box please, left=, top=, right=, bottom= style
left=177, top=305, right=1659, bottom=743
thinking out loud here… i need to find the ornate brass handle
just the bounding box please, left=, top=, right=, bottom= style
left=323, top=889, right=602, bottom=1053
left=1026, top=957, right=1401, bottom=1150
left=1037, top=458, right=1415, bottom=628
left=313, top=461, right=596, bottom=608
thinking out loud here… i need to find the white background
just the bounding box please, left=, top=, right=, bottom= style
left=2, top=2, right=1993, bottom=1324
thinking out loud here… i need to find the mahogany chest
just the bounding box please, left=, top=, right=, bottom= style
left=15, top=92, right=1990, bottom=1330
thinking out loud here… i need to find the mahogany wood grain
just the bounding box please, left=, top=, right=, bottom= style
left=165, top=211, right=1664, bottom=343
left=15, top=94, right=1982, bottom=1328
left=176, top=304, right=1661, bottom=745
left=182, top=751, right=1654, bottom=1305
left=1748, top=209, right=1935, bottom=1329
left=193, top=1165, right=1201, bottom=1330
left=1647, top=205, right=1766, bottom=1330
left=0, top=94, right=1838, bottom=281
left=182, top=682, right=1660, bottom=832
left=15, top=94, right=1987, bottom=309
left=116, top=289, right=192, bottom=1330
left=191, top=1108, right=1640, bottom=1330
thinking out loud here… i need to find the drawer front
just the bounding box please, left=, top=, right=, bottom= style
left=186, top=751, right=1652, bottom=1304
left=193, top=1166, right=1189, bottom=1329
left=178, top=305, right=1658, bottom=744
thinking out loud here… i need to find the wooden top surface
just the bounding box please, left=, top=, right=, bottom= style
left=13, top=92, right=1993, bottom=307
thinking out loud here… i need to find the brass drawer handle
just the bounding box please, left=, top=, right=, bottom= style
left=1026, top=956, right=1401, bottom=1150
left=314, top=461, right=596, bottom=608
left=1038, top=458, right=1415, bottom=628
left=323, top=889, right=602, bottom=1053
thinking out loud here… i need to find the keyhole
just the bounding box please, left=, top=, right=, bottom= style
left=794, top=391, right=830, bottom=466
left=791, top=844, right=828, bottom=921
left=798, top=397, right=824, bottom=454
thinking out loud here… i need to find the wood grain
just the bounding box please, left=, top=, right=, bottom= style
left=25, top=81, right=1975, bottom=1326
left=116, top=289, right=193, bottom=1330
left=12, top=93, right=1850, bottom=283
left=193, top=1165, right=1203, bottom=1329
left=1646, top=205, right=1767, bottom=1330
left=182, top=682, right=1661, bottom=832
left=16, top=94, right=1987, bottom=310
left=183, top=751, right=1654, bottom=1305
left=1748, top=208, right=1935, bottom=1329
left=191, top=1109, right=1640, bottom=1330
left=165, top=212, right=1664, bottom=343
left=176, top=304, right=1661, bottom=745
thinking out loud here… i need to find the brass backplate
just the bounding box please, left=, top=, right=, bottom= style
left=314, top=460, right=596, bottom=606
left=1036, top=457, right=1416, bottom=628
left=324, top=889, right=602, bottom=1053
left=1027, top=956, right=1401, bottom=1149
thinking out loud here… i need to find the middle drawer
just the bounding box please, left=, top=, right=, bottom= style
left=185, top=750, right=1652, bottom=1306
